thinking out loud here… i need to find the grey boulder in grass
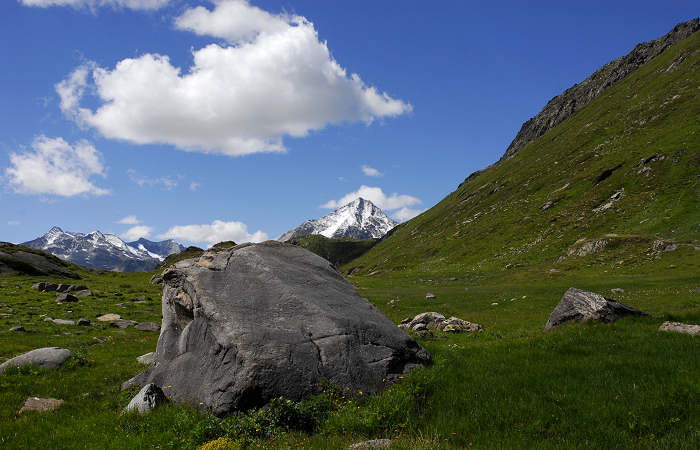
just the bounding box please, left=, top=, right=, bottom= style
left=0, top=347, right=71, bottom=374
left=123, top=383, right=166, bottom=415
left=130, top=241, right=430, bottom=415
left=544, top=288, right=648, bottom=331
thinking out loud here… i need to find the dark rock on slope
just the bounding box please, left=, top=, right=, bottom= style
left=544, top=288, right=648, bottom=331
left=0, top=242, right=79, bottom=278
left=129, top=241, right=430, bottom=415
left=502, top=18, right=698, bottom=161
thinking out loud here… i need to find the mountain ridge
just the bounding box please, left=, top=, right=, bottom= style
left=22, top=227, right=183, bottom=272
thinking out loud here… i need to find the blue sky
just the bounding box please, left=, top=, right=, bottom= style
left=1, top=0, right=697, bottom=247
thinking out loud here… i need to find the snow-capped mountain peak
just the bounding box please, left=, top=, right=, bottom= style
left=22, top=227, right=184, bottom=272
left=278, top=198, right=397, bottom=241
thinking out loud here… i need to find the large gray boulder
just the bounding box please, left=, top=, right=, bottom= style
left=130, top=241, right=430, bottom=415
left=0, top=347, right=71, bottom=374
left=123, top=383, right=166, bottom=415
left=544, top=288, right=648, bottom=331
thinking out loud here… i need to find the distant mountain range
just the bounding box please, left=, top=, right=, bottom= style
left=278, top=198, right=397, bottom=241
left=22, top=227, right=184, bottom=272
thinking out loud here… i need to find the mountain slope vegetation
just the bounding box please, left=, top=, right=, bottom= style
left=346, top=27, right=699, bottom=278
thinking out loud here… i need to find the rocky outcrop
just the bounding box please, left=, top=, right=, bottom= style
left=399, top=312, right=483, bottom=333
left=501, top=19, right=699, bottom=160
left=0, top=347, right=71, bottom=374
left=18, top=397, right=64, bottom=414
left=0, top=243, right=79, bottom=278
left=128, top=241, right=430, bottom=415
left=544, top=288, right=648, bottom=330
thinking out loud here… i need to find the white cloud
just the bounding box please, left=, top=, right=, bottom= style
left=321, top=185, right=421, bottom=212
left=5, top=136, right=109, bottom=197
left=158, top=219, right=268, bottom=247
left=361, top=165, right=383, bottom=177
left=117, top=215, right=139, bottom=225
left=20, top=0, right=170, bottom=10
left=391, top=207, right=425, bottom=222
left=120, top=225, right=153, bottom=241
left=127, top=169, right=178, bottom=190
left=7, top=221, right=21, bottom=226
left=189, top=181, right=200, bottom=191
left=57, top=0, right=411, bottom=156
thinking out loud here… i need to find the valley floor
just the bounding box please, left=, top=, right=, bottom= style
left=0, top=261, right=698, bottom=449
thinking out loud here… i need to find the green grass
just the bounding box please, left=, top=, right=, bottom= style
left=287, top=235, right=378, bottom=267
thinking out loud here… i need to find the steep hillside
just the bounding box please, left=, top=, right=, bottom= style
left=0, top=242, right=81, bottom=278
left=345, top=25, right=700, bottom=277
left=287, top=235, right=378, bottom=267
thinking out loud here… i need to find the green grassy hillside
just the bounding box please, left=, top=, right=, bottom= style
left=287, top=235, right=378, bottom=267
left=345, top=30, right=699, bottom=278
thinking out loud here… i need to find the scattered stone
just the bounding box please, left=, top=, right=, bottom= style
left=0, top=347, right=72, bottom=374
left=436, top=317, right=483, bottom=333
left=129, top=241, right=430, bottom=415
left=593, top=188, right=624, bottom=213
left=97, top=314, right=121, bottom=322
left=691, top=287, right=700, bottom=294
left=541, top=200, right=555, bottom=210
left=491, top=302, right=499, bottom=306
left=18, top=397, right=64, bottom=414
left=110, top=319, right=137, bottom=329
left=77, top=318, right=91, bottom=326
left=123, top=383, right=166, bottom=415
left=567, top=238, right=610, bottom=257
left=56, top=293, right=79, bottom=303
left=137, top=352, right=155, bottom=365
left=652, top=240, right=678, bottom=253
left=425, top=293, right=436, bottom=300
left=32, top=282, right=59, bottom=292
left=411, top=323, right=428, bottom=331
left=10, top=325, right=25, bottom=332
left=549, top=269, right=560, bottom=273
left=43, top=317, right=54, bottom=322
left=658, top=321, right=700, bottom=336
left=347, top=439, right=393, bottom=449
left=611, top=288, right=625, bottom=294
left=150, top=273, right=164, bottom=285
left=447, top=277, right=458, bottom=281
left=544, top=288, right=649, bottom=331
left=135, top=322, right=160, bottom=332
left=52, top=319, right=75, bottom=326
left=74, top=289, right=93, bottom=297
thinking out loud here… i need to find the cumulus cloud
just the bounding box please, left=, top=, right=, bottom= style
left=361, top=165, right=383, bottom=177
left=321, top=185, right=421, bottom=213
left=20, top=0, right=170, bottom=10
left=5, top=135, right=109, bottom=197
left=391, top=207, right=425, bottom=222
left=121, top=225, right=153, bottom=241
left=189, top=181, right=200, bottom=191
left=117, top=215, right=139, bottom=225
left=158, top=219, right=268, bottom=247
left=57, top=0, right=411, bottom=156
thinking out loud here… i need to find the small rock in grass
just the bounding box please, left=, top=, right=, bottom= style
left=425, top=293, right=436, bottom=300
left=491, top=302, right=499, bottom=306
left=135, top=322, right=160, bottom=332
left=77, top=318, right=91, bottom=326
left=123, top=383, right=166, bottom=415
left=56, top=293, right=79, bottom=303
left=52, top=319, right=75, bottom=326
left=658, top=321, right=700, bottom=336
left=10, top=325, right=25, bottom=332
left=611, top=288, right=625, bottom=294
left=691, top=287, right=700, bottom=294
left=110, top=319, right=137, bottom=329
left=97, top=314, right=120, bottom=322
left=0, top=347, right=71, bottom=374
left=347, top=439, right=393, bottom=449
left=19, top=397, right=64, bottom=414
left=74, top=289, right=92, bottom=297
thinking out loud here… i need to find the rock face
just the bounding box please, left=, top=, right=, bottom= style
left=124, top=383, right=166, bottom=415
left=544, top=288, right=648, bottom=331
left=0, top=347, right=71, bottom=374
left=659, top=321, right=700, bottom=336
left=131, top=241, right=430, bottom=415
left=0, top=242, right=79, bottom=278
left=501, top=19, right=699, bottom=161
